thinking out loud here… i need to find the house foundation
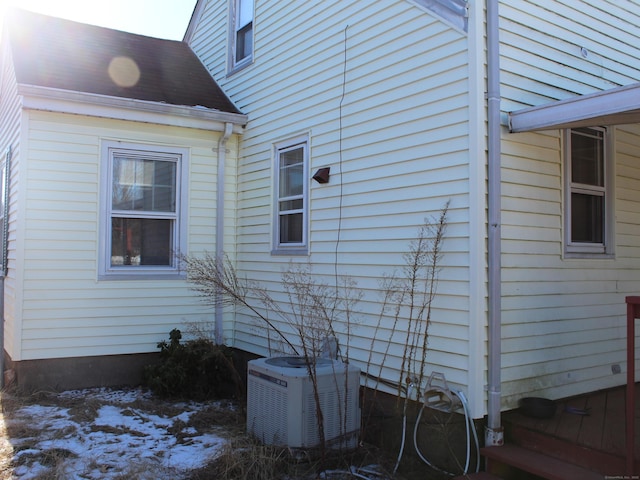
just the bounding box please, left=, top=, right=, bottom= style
left=360, top=386, right=483, bottom=477
left=3, top=352, right=160, bottom=393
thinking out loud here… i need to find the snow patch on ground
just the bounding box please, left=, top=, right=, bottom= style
left=3, top=387, right=229, bottom=479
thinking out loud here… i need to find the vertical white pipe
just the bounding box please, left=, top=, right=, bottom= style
left=215, top=123, right=234, bottom=345
left=486, top=0, right=504, bottom=446
left=467, top=0, right=487, bottom=420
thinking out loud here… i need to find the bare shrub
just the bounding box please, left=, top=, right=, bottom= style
left=182, top=255, right=361, bottom=454
left=366, top=202, right=449, bottom=398
left=182, top=202, right=450, bottom=460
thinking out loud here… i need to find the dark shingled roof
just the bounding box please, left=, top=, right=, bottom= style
left=7, top=8, right=241, bottom=114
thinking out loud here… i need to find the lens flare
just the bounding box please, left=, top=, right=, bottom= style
left=107, top=56, right=140, bottom=88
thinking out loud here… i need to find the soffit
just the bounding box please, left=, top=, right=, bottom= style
left=509, top=82, right=640, bottom=133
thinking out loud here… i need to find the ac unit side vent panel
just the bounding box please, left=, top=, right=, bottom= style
left=307, top=386, right=359, bottom=444
left=247, top=372, right=288, bottom=445
left=247, top=357, right=361, bottom=449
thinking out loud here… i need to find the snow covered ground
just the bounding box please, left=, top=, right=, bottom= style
left=0, top=387, right=237, bottom=479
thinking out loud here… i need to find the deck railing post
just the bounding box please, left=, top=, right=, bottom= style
left=625, top=296, right=640, bottom=476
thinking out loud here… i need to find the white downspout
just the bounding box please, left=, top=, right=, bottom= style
left=485, top=0, right=503, bottom=447
left=214, top=122, right=234, bottom=345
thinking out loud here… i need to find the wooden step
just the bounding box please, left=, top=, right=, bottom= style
left=481, top=445, right=605, bottom=480
left=506, top=421, right=631, bottom=475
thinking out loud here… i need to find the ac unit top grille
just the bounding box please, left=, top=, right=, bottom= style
left=265, top=356, right=335, bottom=369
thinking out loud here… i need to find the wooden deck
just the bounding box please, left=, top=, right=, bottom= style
left=502, top=383, right=639, bottom=476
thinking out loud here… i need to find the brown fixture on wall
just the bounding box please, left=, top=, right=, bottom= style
left=312, top=167, right=330, bottom=184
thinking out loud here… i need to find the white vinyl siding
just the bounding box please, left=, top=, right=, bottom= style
left=187, top=0, right=640, bottom=415
left=14, top=110, right=238, bottom=361
left=0, top=33, right=23, bottom=363
left=190, top=0, right=479, bottom=409
left=500, top=0, right=640, bottom=407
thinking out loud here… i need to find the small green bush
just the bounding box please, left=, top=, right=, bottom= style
left=143, top=329, right=240, bottom=400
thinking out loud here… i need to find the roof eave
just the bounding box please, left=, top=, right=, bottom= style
left=183, top=0, right=207, bottom=43
left=509, top=82, right=640, bottom=133
left=18, top=83, right=248, bottom=133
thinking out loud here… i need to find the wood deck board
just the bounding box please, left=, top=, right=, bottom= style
left=508, top=422, right=627, bottom=474
left=554, top=396, right=587, bottom=442
left=502, top=384, right=640, bottom=475
left=579, top=388, right=607, bottom=450
left=482, top=444, right=605, bottom=480
left=602, top=387, right=626, bottom=455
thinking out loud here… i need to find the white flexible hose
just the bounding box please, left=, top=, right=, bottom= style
left=456, top=390, right=480, bottom=473
left=392, top=383, right=415, bottom=475
left=412, top=389, right=480, bottom=476
left=413, top=403, right=456, bottom=476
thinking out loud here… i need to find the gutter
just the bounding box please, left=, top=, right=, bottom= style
left=18, top=84, right=248, bottom=133
left=485, top=0, right=504, bottom=447
left=214, top=122, right=234, bottom=345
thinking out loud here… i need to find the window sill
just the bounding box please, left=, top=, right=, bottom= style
left=563, top=252, right=615, bottom=260
left=227, top=58, right=253, bottom=76
left=271, top=248, right=309, bottom=256
left=98, top=271, right=186, bottom=281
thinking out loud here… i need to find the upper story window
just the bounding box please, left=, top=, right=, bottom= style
left=230, top=0, right=254, bottom=71
left=273, top=136, right=308, bottom=255
left=100, top=141, right=188, bottom=279
left=564, top=127, right=614, bottom=257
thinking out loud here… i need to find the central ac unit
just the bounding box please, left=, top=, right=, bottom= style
left=247, top=356, right=361, bottom=449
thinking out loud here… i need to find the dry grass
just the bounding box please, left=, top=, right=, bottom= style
left=186, top=437, right=397, bottom=480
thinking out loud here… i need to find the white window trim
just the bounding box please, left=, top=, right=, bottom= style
left=228, top=0, right=254, bottom=73
left=563, top=127, right=615, bottom=258
left=272, top=134, right=309, bottom=256
left=99, top=140, right=189, bottom=280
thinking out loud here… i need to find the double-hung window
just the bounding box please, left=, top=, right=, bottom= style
left=100, top=141, right=187, bottom=278
left=564, top=127, right=613, bottom=256
left=273, top=136, right=308, bottom=254
left=230, top=0, right=253, bottom=70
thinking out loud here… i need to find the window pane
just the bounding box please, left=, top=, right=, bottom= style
left=237, top=0, right=253, bottom=27
left=279, top=147, right=304, bottom=197
left=279, top=213, right=303, bottom=244
left=111, top=217, right=172, bottom=266
left=112, top=157, right=176, bottom=212
left=571, top=193, right=603, bottom=243
left=279, top=198, right=303, bottom=212
left=274, top=138, right=307, bottom=249
left=571, top=129, right=604, bottom=186
left=236, top=23, right=253, bottom=62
